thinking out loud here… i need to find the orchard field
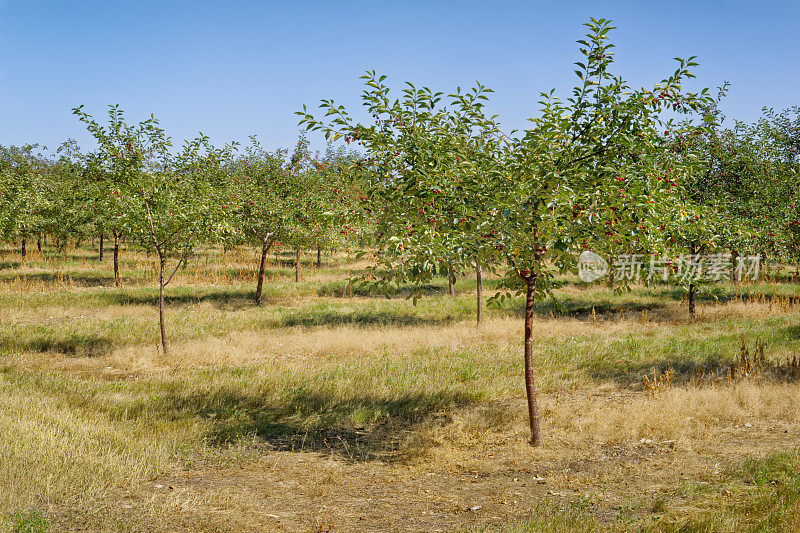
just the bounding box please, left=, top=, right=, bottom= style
left=0, top=244, right=800, bottom=531
left=2, top=17, right=800, bottom=533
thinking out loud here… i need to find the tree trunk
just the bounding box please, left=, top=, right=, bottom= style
left=476, top=263, right=483, bottom=326
left=113, top=233, right=120, bottom=287
left=37, top=237, right=42, bottom=253
left=295, top=248, right=300, bottom=282
left=159, top=259, right=168, bottom=354
left=731, top=249, right=739, bottom=285
left=688, top=242, right=697, bottom=317
left=99, top=233, right=104, bottom=261
left=523, top=278, right=543, bottom=446
left=608, top=256, right=614, bottom=288
left=317, top=247, right=322, bottom=269
left=21, top=238, right=26, bottom=260
left=255, top=239, right=272, bottom=306
left=448, top=266, right=456, bottom=297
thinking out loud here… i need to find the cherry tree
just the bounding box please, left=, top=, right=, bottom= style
left=73, top=105, right=163, bottom=286
left=300, top=19, right=714, bottom=445
left=76, top=106, right=225, bottom=353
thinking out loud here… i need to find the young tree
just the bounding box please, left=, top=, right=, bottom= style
left=222, top=137, right=290, bottom=304
left=300, top=19, right=714, bottom=446
left=134, top=136, right=225, bottom=353
left=73, top=105, right=160, bottom=287
left=0, top=145, right=54, bottom=261
left=736, top=107, right=800, bottom=270
left=222, top=136, right=340, bottom=303
left=299, top=76, right=506, bottom=327
left=490, top=21, right=713, bottom=444
left=75, top=106, right=224, bottom=353
left=306, top=145, right=366, bottom=270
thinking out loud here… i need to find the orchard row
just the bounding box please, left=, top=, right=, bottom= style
left=1, top=18, right=798, bottom=446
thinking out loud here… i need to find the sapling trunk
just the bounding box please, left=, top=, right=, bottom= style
left=731, top=249, right=739, bottom=285
left=317, top=247, right=322, bottom=268
left=37, top=237, right=42, bottom=253
left=523, top=277, right=543, bottom=446
left=476, top=263, right=483, bottom=326
left=159, top=259, right=168, bottom=354
left=21, top=238, right=26, bottom=260
left=295, top=248, right=300, bottom=282
left=688, top=243, right=697, bottom=317
left=99, top=233, right=104, bottom=261
left=255, top=238, right=273, bottom=305
left=448, top=266, right=456, bottom=296
left=113, top=233, right=120, bottom=287
left=608, top=256, right=614, bottom=288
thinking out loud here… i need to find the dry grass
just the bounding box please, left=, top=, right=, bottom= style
left=0, top=373, right=201, bottom=512
left=2, top=245, right=800, bottom=531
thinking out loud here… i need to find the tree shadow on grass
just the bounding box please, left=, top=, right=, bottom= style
left=502, top=283, right=800, bottom=321
left=96, top=287, right=258, bottom=309
left=0, top=272, right=115, bottom=287
left=655, top=285, right=800, bottom=304
left=270, top=258, right=325, bottom=269
left=275, top=309, right=460, bottom=328
left=585, top=353, right=800, bottom=389
left=497, top=297, right=668, bottom=321
left=126, top=385, right=474, bottom=462
left=585, top=354, right=734, bottom=388
left=0, top=332, right=113, bottom=357
left=542, top=299, right=666, bottom=320
left=97, top=287, right=466, bottom=327
left=316, top=282, right=449, bottom=299
left=785, top=326, right=800, bottom=339
left=767, top=272, right=800, bottom=284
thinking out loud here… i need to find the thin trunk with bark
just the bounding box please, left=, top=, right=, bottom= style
left=523, top=277, right=543, bottom=446
left=99, top=233, right=104, bottom=261
left=317, top=247, right=322, bottom=268
left=448, top=266, right=456, bottom=297
left=608, top=257, right=614, bottom=287
left=113, top=233, right=121, bottom=287
left=295, top=249, right=300, bottom=282
left=159, top=259, right=168, bottom=354
left=688, top=243, right=697, bottom=317
left=37, top=237, right=42, bottom=253
left=21, top=238, right=26, bottom=260
left=476, top=263, right=483, bottom=326
left=255, top=237, right=273, bottom=306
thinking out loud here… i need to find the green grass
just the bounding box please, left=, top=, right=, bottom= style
left=2, top=508, right=51, bottom=532
left=1, top=245, right=800, bottom=530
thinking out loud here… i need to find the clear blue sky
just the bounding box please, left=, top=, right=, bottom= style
left=1, top=0, right=798, bottom=154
